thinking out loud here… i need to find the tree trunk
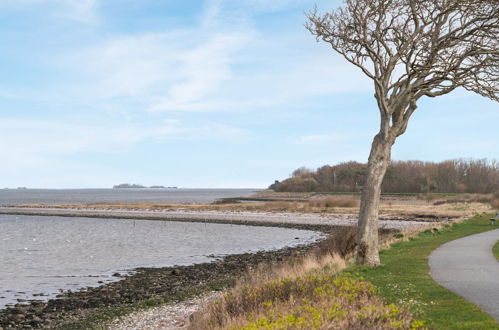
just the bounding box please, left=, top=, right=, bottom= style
left=356, top=133, right=393, bottom=266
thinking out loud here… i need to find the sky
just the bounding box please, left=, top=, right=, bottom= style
left=1, top=0, right=498, bottom=189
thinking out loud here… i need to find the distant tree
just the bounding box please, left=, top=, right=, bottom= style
left=292, top=166, right=313, bottom=178
left=275, top=159, right=499, bottom=194
left=306, top=0, right=498, bottom=265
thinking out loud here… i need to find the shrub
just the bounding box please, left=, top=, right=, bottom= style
left=308, top=197, right=359, bottom=208
left=314, top=226, right=357, bottom=259
left=491, top=196, right=499, bottom=210
left=189, top=275, right=421, bottom=329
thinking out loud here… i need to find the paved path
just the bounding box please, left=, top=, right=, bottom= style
left=429, top=229, right=499, bottom=321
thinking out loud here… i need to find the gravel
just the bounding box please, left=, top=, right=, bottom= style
left=0, top=207, right=431, bottom=231
left=108, top=291, right=223, bottom=330
left=0, top=206, right=434, bottom=329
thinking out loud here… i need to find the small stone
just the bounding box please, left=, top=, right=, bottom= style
left=31, top=316, right=43, bottom=323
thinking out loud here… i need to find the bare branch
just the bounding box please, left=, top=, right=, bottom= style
left=306, top=0, right=499, bottom=127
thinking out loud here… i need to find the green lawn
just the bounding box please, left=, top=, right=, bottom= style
left=348, top=214, right=499, bottom=329
left=493, top=240, right=499, bottom=260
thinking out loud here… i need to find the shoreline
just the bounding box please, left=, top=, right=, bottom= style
left=0, top=206, right=433, bottom=231
left=0, top=231, right=328, bottom=329
left=0, top=207, right=435, bottom=329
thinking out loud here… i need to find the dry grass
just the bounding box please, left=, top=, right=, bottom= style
left=308, top=196, right=360, bottom=208
left=190, top=274, right=419, bottom=330
left=313, top=226, right=357, bottom=259
left=15, top=192, right=495, bottom=222
left=431, top=193, right=492, bottom=206
left=491, top=192, right=499, bottom=210
left=188, top=227, right=424, bottom=330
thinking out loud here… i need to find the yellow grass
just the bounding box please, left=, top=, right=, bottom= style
left=19, top=192, right=493, bottom=222
left=188, top=227, right=426, bottom=330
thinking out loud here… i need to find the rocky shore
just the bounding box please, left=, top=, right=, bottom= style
left=0, top=206, right=433, bottom=231
left=0, top=207, right=435, bottom=329
left=108, top=291, right=223, bottom=330
left=0, top=229, right=328, bottom=329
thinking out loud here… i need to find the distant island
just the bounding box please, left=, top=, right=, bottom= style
left=112, top=183, right=178, bottom=189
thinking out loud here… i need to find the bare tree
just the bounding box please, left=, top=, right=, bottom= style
left=306, top=0, right=498, bottom=265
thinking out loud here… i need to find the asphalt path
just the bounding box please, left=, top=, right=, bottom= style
left=429, top=228, right=499, bottom=321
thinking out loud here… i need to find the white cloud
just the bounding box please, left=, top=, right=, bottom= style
left=52, top=0, right=368, bottom=115
left=149, top=31, right=252, bottom=112
left=0, top=119, right=179, bottom=162
left=0, top=118, right=246, bottom=172
left=4, top=0, right=369, bottom=117
left=68, top=33, right=184, bottom=99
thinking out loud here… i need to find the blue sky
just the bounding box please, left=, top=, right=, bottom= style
left=1, top=0, right=498, bottom=189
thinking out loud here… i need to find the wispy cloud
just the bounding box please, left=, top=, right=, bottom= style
left=151, top=32, right=252, bottom=112
left=0, top=0, right=99, bottom=22
left=50, top=0, right=367, bottom=115
left=0, top=118, right=246, bottom=171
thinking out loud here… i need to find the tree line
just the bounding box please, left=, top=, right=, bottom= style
left=270, top=159, right=499, bottom=194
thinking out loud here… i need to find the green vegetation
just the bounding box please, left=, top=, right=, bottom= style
left=236, top=276, right=420, bottom=330
left=191, top=269, right=422, bottom=329
left=62, top=214, right=499, bottom=329
left=350, top=214, right=499, bottom=329
left=193, top=215, right=499, bottom=329
left=190, top=228, right=424, bottom=329
left=493, top=240, right=499, bottom=261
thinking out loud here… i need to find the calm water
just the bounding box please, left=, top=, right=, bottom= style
left=0, top=215, right=323, bottom=309
left=0, top=188, right=258, bottom=205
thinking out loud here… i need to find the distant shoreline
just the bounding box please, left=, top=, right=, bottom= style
left=113, top=183, right=178, bottom=189
left=0, top=206, right=432, bottom=231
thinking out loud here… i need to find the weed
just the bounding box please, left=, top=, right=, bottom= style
left=308, top=197, right=359, bottom=208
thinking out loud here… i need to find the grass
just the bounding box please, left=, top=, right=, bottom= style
left=491, top=192, right=499, bottom=209
left=350, top=214, right=499, bottom=330
left=21, top=191, right=494, bottom=224
left=190, top=228, right=425, bottom=329
left=493, top=240, right=499, bottom=261
left=22, top=194, right=494, bottom=222
left=319, top=192, right=462, bottom=197
left=191, top=215, right=499, bottom=329
left=308, top=196, right=359, bottom=208
left=191, top=273, right=421, bottom=329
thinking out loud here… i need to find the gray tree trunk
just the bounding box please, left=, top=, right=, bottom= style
left=356, top=133, right=393, bottom=266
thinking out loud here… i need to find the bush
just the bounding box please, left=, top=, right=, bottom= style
left=189, top=274, right=421, bottom=330
left=491, top=194, right=499, bottom=209
left=308, top=197, right=359, bottom=208
left=314, top=226, right=357, bottom=259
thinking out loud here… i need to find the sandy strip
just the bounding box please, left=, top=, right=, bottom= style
left=0, top=206, right=433, bottom=231
left=108, top=291, right=223, bottom=330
